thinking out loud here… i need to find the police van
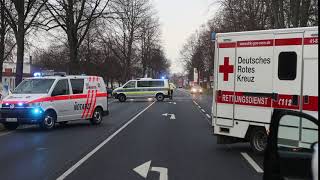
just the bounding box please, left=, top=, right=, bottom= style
left=211, top=26, right=318, bottom=153
left=113, top=78, right=170, bottom=102
left=0, top=73, right=109, bottom=130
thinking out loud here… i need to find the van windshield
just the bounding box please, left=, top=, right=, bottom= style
left=13, top=79, right=55, bottom=94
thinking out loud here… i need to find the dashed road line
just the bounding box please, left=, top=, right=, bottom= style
left=240, top=152, right=264, bottom=173
left=201, top=109, right=205, bottom=113
left=57, top=102, right=156, bottom=180
left=206, top=114, right=211, bottom=119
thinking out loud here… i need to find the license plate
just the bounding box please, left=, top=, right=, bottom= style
left=6, top=118, right=17, bottom=122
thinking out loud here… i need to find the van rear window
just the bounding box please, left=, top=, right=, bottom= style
left=278, top=52, right=297, bottom=80
left=71, top=79, right=84, bottom=94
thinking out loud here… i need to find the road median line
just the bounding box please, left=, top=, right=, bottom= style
left=240, top=152, right=264, bottom=173
left=56, top=101, right=156, bottom=180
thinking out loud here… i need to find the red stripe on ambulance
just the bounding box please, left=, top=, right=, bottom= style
left=216, top=91, right=318, bottom=112
left=218, top=37, right=317, bottom=48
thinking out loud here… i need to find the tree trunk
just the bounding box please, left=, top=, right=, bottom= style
left=14, top=0, right=25, bottom=86
left=0, top=0, right=5, bottom=83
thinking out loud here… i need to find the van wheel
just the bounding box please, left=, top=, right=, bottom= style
left=90, top=108, right=103, bottom=125
left=3, top=122, right=19, bottom=130
left=156, top=93, right=165, bottom=101
left=40, top=111, right=56, bottom=130
left=250, top=128, right=267, bottom=154
left=118, top=94, right=126, bottom=102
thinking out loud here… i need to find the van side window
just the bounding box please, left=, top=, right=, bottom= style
left=150, top=81, right=164, bottom=87
left=123, top=81, right=136, bottom=88
left=71, top=79, right=84, bottom=94
left=137, top=81, right=150, bottom=87
left=52, top=79, right=69, bottom=96
left=278, top=52, right=297, bottom=80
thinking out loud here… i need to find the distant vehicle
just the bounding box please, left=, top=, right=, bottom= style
left=211, top=26, right=318, bottom=153
left=190, top=85, right=203, bottom=94
left=0, top=73, right=109, bottom=130
left=263, top=109, right=318, bottom=180
left=112, top=78, right=170, bottom=102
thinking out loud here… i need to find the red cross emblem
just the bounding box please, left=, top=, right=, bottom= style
left=219, top=57, right=234, bottom=81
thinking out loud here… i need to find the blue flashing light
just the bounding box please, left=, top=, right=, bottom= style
left=5, top=103, right=9, bottom=106
left=161, top=76, right=165, bottom=79
left=33, top=72, right=41, bottom=77
left=18, top=102, right=23, bottom=106
left=32, top=108, right=43, bottom=115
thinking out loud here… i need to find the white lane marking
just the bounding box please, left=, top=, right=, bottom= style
left=151, top=167, right=168, bottom=180
left=0, top=131, right=12, bottom=137
left=57, top=102, right=156, bottom=180
left=193, top=101, right=198, bottom=105
left=206, top=114, right=211, bottom=119
left=197, top=105, right=201, bottom=109
left=201, top=109, right=205, bottom=113
left=241, top=152, right=264, bottom=173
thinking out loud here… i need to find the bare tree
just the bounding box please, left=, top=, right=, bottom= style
left=0, top=0, right=16, bottom=83
left=44, top=0, right=110, bottom=74
left=107, top=0, right=153, bottom=82
left=1, top=0, right=48, bottom=85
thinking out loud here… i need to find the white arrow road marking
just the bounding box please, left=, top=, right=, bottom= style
left=133, top=161, right=151, bottom=178
left=151, top=167, right=168, bottom=180
left=133, top=161, right=168, bottom=180
left=162, top=113, right=176, bottom=120
left=169, top=114, right=176, bottom=120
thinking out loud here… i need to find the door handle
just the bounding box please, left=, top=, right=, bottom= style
left=304, top=95, right=309, bottom=104
left=292, top=95, right=299, bottom=106
left=272, top=93, right=278, bottom=101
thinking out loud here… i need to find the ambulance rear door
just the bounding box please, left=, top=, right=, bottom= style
left=215, top=39, right=236, bottom=127
left=301, top=30, right=318, bottom=119
left=272, top=32, right=304, bottom=111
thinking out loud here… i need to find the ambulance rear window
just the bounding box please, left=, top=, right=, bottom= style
left=70, top=79, right=84, bottom=94
left=278, top=52, right=297, bottom=80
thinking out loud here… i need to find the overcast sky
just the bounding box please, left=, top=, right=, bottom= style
left=152, top=0, right=218, bottom=74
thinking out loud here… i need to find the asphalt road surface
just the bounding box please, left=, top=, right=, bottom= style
left=0, top=89, right=264, bottom=180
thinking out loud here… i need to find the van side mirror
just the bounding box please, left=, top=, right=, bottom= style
left=264, top=109, right=318, bottom=180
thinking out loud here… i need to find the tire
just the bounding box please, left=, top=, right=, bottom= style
left=3, top=122, right=19, bottom=130
left=156, top=93, right=165, bottom=101
left=250, top=128, right=267, bottom=154
left=118, top=94, right=126, bottom=102
left=40, top=111, right=56, bottom=130
left=90, top=108, right=103, bottom=125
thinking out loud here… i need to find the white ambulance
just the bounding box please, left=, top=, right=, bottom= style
left=212, top=26, right=318, bottom=153
left=0, top=73, right=109, bottom=130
